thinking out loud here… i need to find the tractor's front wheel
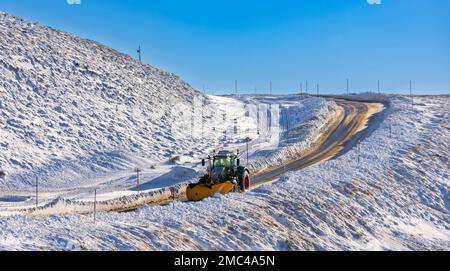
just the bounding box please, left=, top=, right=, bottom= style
left=239, top=171, right=250, bottom=192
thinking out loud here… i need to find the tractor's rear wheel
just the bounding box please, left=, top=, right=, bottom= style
left=239, top=171, right=250, bottom=192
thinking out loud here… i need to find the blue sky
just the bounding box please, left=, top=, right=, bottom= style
left=1, top=0, right=449, bottom=94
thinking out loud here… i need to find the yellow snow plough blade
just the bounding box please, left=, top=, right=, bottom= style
left=186, top=181, right=235, bottom=202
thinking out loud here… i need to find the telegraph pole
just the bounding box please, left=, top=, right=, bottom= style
left=269, top=81, right=273, bottom=95
left=410, top=80, right=413, bottom=107
left=316, top=83, right=319, bottom=96
left=137, top=46, right=141, bottom=62
left=201, top=95, right=204, bottom=140
left=191, top=97, right=195, bottom=141
left=346, top=78, right=349, bottom=95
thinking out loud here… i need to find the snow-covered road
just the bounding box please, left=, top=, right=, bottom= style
left=252, top=100, right=384, bottom=186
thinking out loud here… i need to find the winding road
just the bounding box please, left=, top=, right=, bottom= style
left=251, top=99, right=385, bottom=188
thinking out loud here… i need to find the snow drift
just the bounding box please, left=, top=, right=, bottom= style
left=247, top=97, right=343, bottom=174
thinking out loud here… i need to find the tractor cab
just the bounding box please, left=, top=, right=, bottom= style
left=207, top=150, right=240, bottom=183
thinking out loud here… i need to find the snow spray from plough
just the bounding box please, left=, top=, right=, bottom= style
left=186, top=150, right=250, bottom=201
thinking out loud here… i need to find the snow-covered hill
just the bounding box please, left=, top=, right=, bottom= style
left=0, top=95, right=447, bottom=250
left=0, top=12, right=342, bottom=196
left=0, top=12, right=216, bottom=189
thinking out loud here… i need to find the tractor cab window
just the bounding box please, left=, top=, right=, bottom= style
left=214, top=157, right=233, bottom=169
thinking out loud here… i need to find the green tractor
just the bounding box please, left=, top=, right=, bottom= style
left=186, top=150, right=250, bottom=201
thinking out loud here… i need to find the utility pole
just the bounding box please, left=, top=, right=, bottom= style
left=191, top=99, right=195, bottom=141
left=316, top=83, right=319, bottom=96
left=201, top=96, right=204, bottom=141
left=346, top=78, right=349, bottom=95
left=300, top=82, right=303, bottom=95
left=269, top=81, right=273, bottom=95
left=137, top=46, right=141, bottom=62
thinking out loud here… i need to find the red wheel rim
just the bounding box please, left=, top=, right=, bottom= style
left=244, top=176, right=249, bottom=190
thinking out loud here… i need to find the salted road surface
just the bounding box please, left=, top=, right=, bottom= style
left=250, top=100, right=385, bottom=187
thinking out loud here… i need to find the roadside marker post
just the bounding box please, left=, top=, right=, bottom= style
left=35, top=176, right=38, bottom=208
left=170, top=187, right=176, bottom=210
left=246, top=139, right=249, bottom=165
left=94, top=189, right=97, bottom=222
left=286, top=109, right=290, bottom=132
left=357, top=143, right=361, bottom=165
left=136, top=168, right=141, bottom=188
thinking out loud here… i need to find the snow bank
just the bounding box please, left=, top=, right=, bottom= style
left=2, top=184, right=186, bottom=217
left=324, top=92, right=390, bottom=104
left=248, top=98, right=343, bottom=174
